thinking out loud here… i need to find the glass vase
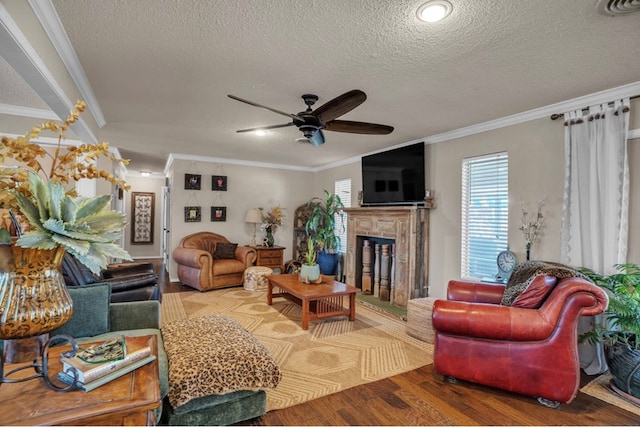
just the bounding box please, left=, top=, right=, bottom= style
left=0, top=246, right=73, bottom=339
left=265, top=230, right=275, bottom=247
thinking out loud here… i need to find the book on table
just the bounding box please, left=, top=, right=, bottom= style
left=61, top=335, right=152, bottom=383
left=57, top=354, right=156, bottom=392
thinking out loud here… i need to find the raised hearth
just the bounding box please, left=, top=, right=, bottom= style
left=344, top=206, right=429, bottom=308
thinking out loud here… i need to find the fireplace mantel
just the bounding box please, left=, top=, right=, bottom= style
left=344, top=206, right=429, bottom=308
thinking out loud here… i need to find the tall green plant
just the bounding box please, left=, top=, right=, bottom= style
left=305, top=190, right=345, bottom=253
left=579, top=263, right=640, bottom=350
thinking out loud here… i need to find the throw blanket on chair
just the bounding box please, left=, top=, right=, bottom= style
left=501, top=260, right=592, bottom=306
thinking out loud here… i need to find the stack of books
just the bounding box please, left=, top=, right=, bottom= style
left=58, top=335, right=156, bottom=392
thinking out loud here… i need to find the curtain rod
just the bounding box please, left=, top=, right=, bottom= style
left=550, top=95, right=639, bottom=120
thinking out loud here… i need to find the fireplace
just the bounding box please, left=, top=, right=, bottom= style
left=344, top=206, right=430, bottom=308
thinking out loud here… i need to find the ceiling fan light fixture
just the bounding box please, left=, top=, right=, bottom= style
left=254, top=130, right=268, bottom=136
left=417, top=0, right=453, bottom=22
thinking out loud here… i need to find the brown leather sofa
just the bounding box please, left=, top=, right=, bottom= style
left=172, top=232, right=257, bottom=291
left=432, top=276, right=608, bottom=407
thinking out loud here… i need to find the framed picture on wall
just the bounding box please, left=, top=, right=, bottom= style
left=131, top=192, right=155, bottom=244
left=212, top=175, right=227, bottom=191
left=184, top=206, right=201, bottom=222
left=185, top=173, right=201, bottom=190
left=211, top=206, right=227, bottom=222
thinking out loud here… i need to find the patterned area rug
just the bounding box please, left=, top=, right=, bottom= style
left=161, top=287, right=433, bottom=411
left=581, top=374, right=640, bottom=416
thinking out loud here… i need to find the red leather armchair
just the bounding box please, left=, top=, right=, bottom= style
left=432, top=276, right=608, bottom=406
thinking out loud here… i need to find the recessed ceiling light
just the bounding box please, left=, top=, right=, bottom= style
left=417, top=0, right=453, bottom=23
left=254, top=130, right=267, bottom=136
left=140, top=171, right=151, bottom=177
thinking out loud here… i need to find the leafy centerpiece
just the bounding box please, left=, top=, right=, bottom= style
left=0, top=101, right=131, bottom=341
left=0, top=100, right=131, bottom=274
left=299, top=237, right=320, bottom=283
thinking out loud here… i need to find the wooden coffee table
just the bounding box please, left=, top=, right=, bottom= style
left=266, top=274, right=359, bottom=330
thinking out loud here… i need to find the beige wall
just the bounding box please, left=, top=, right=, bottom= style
left=165, top=159, right=315, bottom=281
left=318, top=99, right=640, bottom=299
left=123, top=176, right=165, bottom=259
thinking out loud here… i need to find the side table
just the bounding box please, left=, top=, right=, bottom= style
left=0, top=335, right=161, bottom=426
left=250, top=245, right=285, bottom=272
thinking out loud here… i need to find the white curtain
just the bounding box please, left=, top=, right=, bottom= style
left=560, top=98, right=630, bottom=374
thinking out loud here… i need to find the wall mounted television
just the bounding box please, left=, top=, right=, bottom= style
left=361, top=142, right=426, bottom=206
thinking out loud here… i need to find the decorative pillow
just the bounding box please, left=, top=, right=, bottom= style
left=54, top=283, right=111, bottom=337
left=213, top=242, right=238, bottom=260
left=501, top=274, right=557, bottom=308
left=162, top=314, right=281, bottom=408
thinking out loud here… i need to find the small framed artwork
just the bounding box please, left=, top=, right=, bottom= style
left=212, top=175, right=227, bottom=191
left=184, top=206, right=201, bottom=222
left=185, top=174, right=201, bottom=190
left=211, top=206, right=227, bottom=222
left=131, top=192, right=155, bottom=245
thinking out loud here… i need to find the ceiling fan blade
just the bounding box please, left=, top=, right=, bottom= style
left=312, top=90, right=367, bottom=123
left=236, top=122, right=295, bottom=133
left=307, top=129, right=325, bottom=146
left=228, top=94, right=303, bottom=121
left=324, top=120, right=394, bottom=135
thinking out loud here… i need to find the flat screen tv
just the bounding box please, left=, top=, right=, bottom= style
left=361, top=142, right=426, bottom=206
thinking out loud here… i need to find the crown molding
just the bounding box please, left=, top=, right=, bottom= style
left=0, top=1, right=97, bottom=145
left=316, top=81, right=640, bottom=171
left=28, top=0, right=106, bottom=128
left=0, top=103, right=58, bottom=119
left=418, top=81, right=640, bottom=146
left=165, top=152, right=315, bottom=174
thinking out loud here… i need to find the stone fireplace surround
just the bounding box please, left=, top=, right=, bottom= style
left=344, top=206, right=430, bottom=308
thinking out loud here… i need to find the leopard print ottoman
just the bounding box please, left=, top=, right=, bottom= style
left=161, top=314, right=281, bottom=409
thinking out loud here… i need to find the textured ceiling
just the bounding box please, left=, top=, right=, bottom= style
left=2, top=0, right=640, bottom=173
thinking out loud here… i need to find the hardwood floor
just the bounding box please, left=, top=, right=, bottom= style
left=149, top=259, right=638, bottom=426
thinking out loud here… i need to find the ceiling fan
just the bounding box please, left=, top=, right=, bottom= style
left=227, top=90, right=394, bottom=146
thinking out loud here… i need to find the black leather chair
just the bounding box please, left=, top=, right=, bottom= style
left=61, top=253, right=159, bottom=302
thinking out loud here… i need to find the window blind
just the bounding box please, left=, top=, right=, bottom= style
left=334, top=178, right=351, bottom=254
left=461, top=153, right=508, bottom=280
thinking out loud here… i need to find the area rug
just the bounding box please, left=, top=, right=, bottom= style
left=581, top=374, right=640, bottom=416
left=161, top=288, right=433, bottom=411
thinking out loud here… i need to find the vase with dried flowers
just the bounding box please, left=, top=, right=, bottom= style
left=0, top=101, right=131, bottom=390
left=260, top=206, right=285, bottom=247
left=518, top=198, right=545, bottom=261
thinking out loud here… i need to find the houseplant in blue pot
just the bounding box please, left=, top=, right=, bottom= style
left=305, top=190, right=344, bottom=275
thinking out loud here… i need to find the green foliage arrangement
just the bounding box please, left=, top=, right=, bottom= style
left=0, top=101, right=131, bottom=274
left=305, top=189, right=345, bottom=253
left=579, top=263, right=640, bottom=350
left=12, top=172, right=131, bottom=274
left=303, top=237, right=317, bottom=266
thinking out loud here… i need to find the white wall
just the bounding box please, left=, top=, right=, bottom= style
left=166, top=159, right=315, bottom=281
left=317, top=98, right=640, bottom=299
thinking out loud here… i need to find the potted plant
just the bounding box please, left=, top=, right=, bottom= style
left=0, top=101, right=131, bottom=340
left=579, top=263, right=640, bottom=400
left=305, top=190, right=345, bottom=275
left=299, top=237, right=320, bottom=283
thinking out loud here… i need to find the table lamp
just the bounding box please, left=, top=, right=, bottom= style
left=245, top=209, right=263, bottom=246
